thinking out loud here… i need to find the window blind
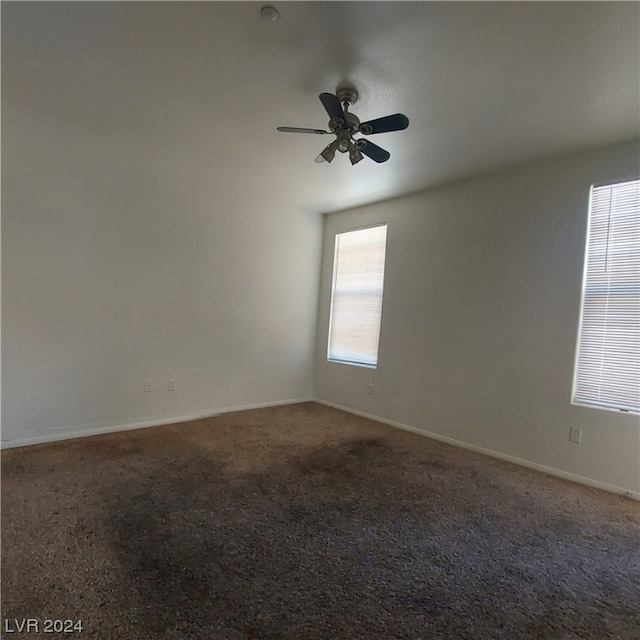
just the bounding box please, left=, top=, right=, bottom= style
left=573, top=179, right=640, bottom=413
left=328, top=224, right=387, bottom=367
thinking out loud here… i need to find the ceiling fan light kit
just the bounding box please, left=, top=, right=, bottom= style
left=277, top=83, right=409, bottom=165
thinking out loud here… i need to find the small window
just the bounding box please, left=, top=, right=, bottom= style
left=572, top=179, right=640, bottom=413
left=327, top=224, right=387, bottom=367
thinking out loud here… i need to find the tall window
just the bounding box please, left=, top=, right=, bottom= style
left=328, top=224, right=387, bottom=367
left=573, top=179, right=640, bottom=413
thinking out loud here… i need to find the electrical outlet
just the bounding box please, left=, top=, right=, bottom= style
left=168, top=379, right=176, bottom=392
left=367, top=384, right=374, bottom=395
left=144, top=380, right=153, bottom=393
left=569, top=427, right=582, bottom=444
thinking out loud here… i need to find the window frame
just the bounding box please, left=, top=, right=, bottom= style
left=327, top=223, right=388, bottom=369
left=571, top=178, right=640, bottom=415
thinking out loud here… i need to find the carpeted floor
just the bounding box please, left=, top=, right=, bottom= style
left=2, top=402, right=639, bottom=640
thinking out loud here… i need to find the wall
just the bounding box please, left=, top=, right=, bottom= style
left=315, top=140, right=640, bottom=496
left=2, top=102, right=321, bottom=446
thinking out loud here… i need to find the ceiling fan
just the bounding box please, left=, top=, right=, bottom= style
left=277, top=84, right=409, bottom=165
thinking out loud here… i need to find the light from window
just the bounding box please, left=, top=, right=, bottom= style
left=573, top=179, right=640, bottom=413
left=328, top=224, right=387, bottom=367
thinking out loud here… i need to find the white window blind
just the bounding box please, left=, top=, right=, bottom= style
left=573, top=179, right=640, bottom=413
left=328, top=224, right=387, bottom=367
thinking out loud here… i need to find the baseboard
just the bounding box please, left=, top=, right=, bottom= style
left=0, top=397, right=314, bottom=450
left=5, top=397, right=638, bottom=501
left=314, top=399, right=640, bottom=501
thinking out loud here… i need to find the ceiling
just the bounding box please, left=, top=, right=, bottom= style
left=3, top=1, right=639, bottom=214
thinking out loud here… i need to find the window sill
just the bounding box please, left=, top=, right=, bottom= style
left=327, top=358, right=378, bottom=370
left=571, top=400, right=639, bottom=416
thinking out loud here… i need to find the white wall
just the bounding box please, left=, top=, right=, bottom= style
left=2, top=102, right=321, bottom=446
left=315, top=140, right=640, bottom=495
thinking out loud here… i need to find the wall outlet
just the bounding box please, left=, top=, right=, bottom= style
left=569, top=427, right=582, bottom=444
left=144, top=380, right=153, bottom=393
left=168, top=379, right=176, bottom=392
left=367, top=384, right=374, bottom=395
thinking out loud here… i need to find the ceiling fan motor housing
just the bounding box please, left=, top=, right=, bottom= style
left=329, top=111, right=360, bottom=136
left=344, top=111, right=360, bottom=132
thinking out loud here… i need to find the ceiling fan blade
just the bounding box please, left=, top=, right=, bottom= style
left=358, top=139, right=390, bottom=163
left=319, top=93, right=344, bottom=121
left=359, top=113, right=409, bottom=135
left=277, top=127, right=329, bottom=135
left=314, top=153, right=327, bottom=164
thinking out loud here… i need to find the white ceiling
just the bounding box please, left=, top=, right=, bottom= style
left=3, top=1, right=639, bottom=213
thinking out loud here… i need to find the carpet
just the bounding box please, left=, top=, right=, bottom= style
left=2, top=402, right=638, bottom=639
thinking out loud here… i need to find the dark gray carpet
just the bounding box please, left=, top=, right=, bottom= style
left=2, top=402, right=639, bottom=639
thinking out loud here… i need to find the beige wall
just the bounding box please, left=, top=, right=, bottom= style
left=2, top=102, right=322, bottom=445
left=315, top=140, right=640, bottom=495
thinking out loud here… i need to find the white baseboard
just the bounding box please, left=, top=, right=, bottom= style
left=4, top=397, right=638, bottom=501
left=315, top=399, right=640, bottom=501
left=0, top=397, right=314, bottom=450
